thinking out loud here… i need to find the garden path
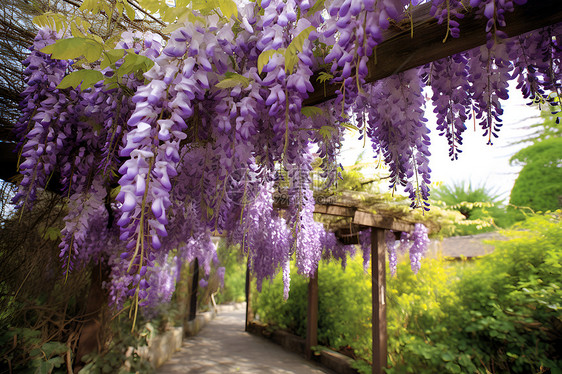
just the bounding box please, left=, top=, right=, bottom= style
left=157, top=307, right=333, bottom=374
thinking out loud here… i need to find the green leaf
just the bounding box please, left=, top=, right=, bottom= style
left=70, top=23, right=85, bottom=38
left=37, top=360, right=53, bottom=374
left=124, top=0, right=136, bottom=20
left=316, top=71, right=334, bottom=84
left=192, top=0, right=219, bottom=14
left=41, top=37, right=103, bottom=63
left=57, top=70, right=104, bottom=90
left=342, top=122, right=359, bottom=131
left=41, top=342, right=68, bottom=357
left=285, top=26, right=315, bottom=73
left=30, top=348, right=42, bottom=358
left=216, top=73, right=250, bottom=89
left=301, top=106, right=323, bottom=118
left=218, top=0, right=238, bottom=19
left=43, top=227, right=61, bottom=241
left=100, top=49, right=125, bottom=70
left=116, top=53, right=155, bottom=77
left=318, top=125, right=335, bottom=139
left=79, top=0, right=101, bottom=13
left=163, top=22, right=185, bottom=34
left=110, top=186, right=121, bottom=199
left=33, top=13, right=66, bottom=31
left=257, top=49, right=284, bottom=74
left=47, top=356, right=64, bottom=368
left=307, top=0, right=326, bottom=15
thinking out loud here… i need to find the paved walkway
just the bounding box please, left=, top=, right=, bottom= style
left=157, top=307, right=333, bottom=374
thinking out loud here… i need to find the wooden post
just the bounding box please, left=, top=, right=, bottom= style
left=371, top=228, right=388, bottom=374
left=245, top=258, right=253, bottom=331
left=188, top=257, right=199, bottom=321
left=306, top=269, right=319, bottom=360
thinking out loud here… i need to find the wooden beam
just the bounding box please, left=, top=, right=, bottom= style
left=304, top=0, right=562, bottom=106
left=334, top=227, right=361, bottom=245
left=353, top=210, right=414, bottom=232
left=314, top=203, right=356, bottom=217
left=371, top=228, right=387, bottom=374
left=305, top=269, right=319, bottom=360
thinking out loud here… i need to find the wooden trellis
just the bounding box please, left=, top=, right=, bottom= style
left=305, top=0, right=562, bottom=106
left=1, top=1, right=561, bottom=183
left=247, top=194, right=420, bottom=374
left=0, top=1, right=560, bottom=372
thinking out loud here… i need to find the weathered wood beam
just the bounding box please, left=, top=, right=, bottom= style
left=353, top=210, right=414, bottom=232
left=304, top=0, right=562, bottom=106
left=314, top=203, right=356, bottom=217
left=333, top=227, right=361, bottom=245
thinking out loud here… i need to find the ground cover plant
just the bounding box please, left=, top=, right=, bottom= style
left=254, top=212, right=562, bottom=373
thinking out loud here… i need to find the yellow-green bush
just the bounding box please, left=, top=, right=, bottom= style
left=254, top=212, right=562, bottom=373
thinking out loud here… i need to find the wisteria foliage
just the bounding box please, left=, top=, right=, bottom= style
left=12, top=0, right=562, bottom=310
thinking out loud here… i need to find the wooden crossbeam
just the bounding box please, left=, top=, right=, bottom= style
left=313, top=203, right=356, bottom=217
left=353, top=211, right=414, bottom=232
left=304, top=0, right=562, bottom=106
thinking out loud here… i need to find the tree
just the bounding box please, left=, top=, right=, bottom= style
left=432, top=181, right=517, bottom=235
left=510, top=132, right=562, bottom=212
left=0, top=0, right=38, bottom=140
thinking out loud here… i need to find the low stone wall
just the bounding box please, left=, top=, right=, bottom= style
left=184, top=309, right=216, bottom=337
left=137, top=309, right=217, bottom=369
left=137, top=326, right=184, bottom=369
left=247, top=321, right=359, bottom=374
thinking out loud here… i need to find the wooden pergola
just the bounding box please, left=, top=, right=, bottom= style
left=243, top=191, right=435, bottom=374
left=0, top=1, right=560, bottom=372
left=1, top=0, right=561, bottom=181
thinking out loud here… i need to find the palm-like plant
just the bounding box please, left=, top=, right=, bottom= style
left=431, top=181, right=515, bottom=235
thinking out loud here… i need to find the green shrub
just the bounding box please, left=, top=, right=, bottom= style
left=452, top=212, right=562, bottom=373
left=215, top=242, right=248, bottom=304
left=254, top=212, right=562, bottom=374
left=252, top=265, right=309, bottom=337
left=255, top=257, right=372, bottom=358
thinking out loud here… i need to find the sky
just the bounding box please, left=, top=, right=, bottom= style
left=340, top=86, right=540, bottom=202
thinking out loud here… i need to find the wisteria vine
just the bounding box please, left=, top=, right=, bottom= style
left=12, top=0, right=562, bottom=314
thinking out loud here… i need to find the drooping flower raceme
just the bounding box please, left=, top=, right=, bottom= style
left=408, top=223, right=430, bottom=274
left=12, top=1, right=556, bottom=312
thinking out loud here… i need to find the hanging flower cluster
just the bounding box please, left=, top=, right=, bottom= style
left=12, top=0, right=562, bottom=310
left=359, top=225, right=430, bottom=276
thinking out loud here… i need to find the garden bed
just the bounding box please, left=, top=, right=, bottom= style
left=247, top=320, right=358, bottom=374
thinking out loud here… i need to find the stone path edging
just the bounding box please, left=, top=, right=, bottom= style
left=247, top=321, right=359, bottom=374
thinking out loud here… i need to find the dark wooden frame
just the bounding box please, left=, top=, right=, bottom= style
left=304, top=0, right=562, bottom=106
